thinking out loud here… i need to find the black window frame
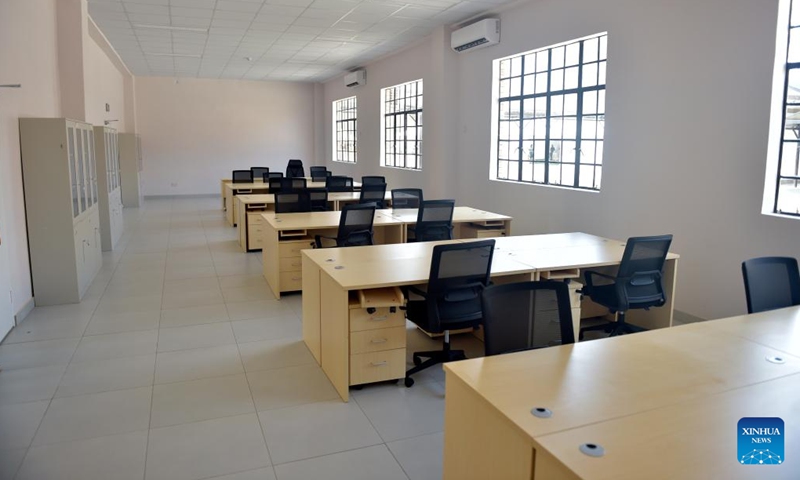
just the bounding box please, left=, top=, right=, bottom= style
left=382, top=79, right=423, bottom=171
left=334, top=96, right=357, bottom=164
left=774, top=0, right=800, bottom=216
left=494, top=33, right=608, bottom=190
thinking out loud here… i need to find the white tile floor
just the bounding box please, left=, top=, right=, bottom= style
left=0, top=197, right=486, bottom=480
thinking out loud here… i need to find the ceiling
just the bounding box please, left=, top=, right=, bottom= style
left=88, top=0, right=515, bottom=82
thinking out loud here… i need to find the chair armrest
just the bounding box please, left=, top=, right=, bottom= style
left=314, top=235, right=337, bottom=249
left=407, top=285, right=428, bottom=298
left=583, top=270, right=616, bottom=289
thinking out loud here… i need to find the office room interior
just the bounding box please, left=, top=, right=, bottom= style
left=0, top=0, right=798, bottom=479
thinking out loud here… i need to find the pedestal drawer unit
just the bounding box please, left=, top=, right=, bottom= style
left=19, top=118, right=103, bottom=306
left=349, top=288, right=406, bottom=386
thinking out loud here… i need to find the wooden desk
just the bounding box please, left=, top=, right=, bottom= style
left=302, top=240, right=537, bottom=401
left=263, top=207, right=513, bottom=298
left=443, top=307, right=800, bottom=480
left=301, top=232, right=679, bottom=401
left=223, top=179, right=363, bottom=226
left=235, top=192, right=393, bottom=252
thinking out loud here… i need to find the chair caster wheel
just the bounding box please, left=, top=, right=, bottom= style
left=404, top=377, right=414, bottom=388
left=413, top=355, right=422, bottom=366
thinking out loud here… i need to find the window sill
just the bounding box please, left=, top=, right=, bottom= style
left=760, top=210, right=800, bottom=221
left=380, top=164, right=423, bottom=172
left=489, top=177, right=600, bottom=193
left=332, top=160, right=357, bottom=165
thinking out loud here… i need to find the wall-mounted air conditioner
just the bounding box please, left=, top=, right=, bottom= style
left=344, top=69, right=366, bottom=87
left=451, top=19, right=500, bottom=53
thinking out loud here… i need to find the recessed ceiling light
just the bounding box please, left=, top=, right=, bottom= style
left=145, top=53, right=202, bottom=58
left=134, top=24, right=209, bottom=33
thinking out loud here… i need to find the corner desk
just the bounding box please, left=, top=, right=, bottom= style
left=235, top=192, right=393, bottom=252
left=443, top=306, right=800, bottom=480
left=262, top=207, right=513, bottom=299
left=300, top=232, right=679, bottom=402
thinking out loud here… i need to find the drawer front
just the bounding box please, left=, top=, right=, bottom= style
left=248, top=213, right=265, bottom=225
left=475, top=229, right=506, bottom=238
left=350, top=326, right=406, bottom=355
left=279, top=270, right=303, bottom=292
left=349, top=349, right=406, bottom=386
left=350, top=307, right=405, bottom=332
left=278, top=240, right=310, bottom=259
left=249, top=236, right=265, bottom=249
left=279, top=257, right=303, bottom=272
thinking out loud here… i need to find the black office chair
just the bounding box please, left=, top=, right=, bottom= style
left=314, top=203, right=376, bottom=248
left=326, top=175, right=354, bottom=193
left=232, top=170, right=253, bottom=183
left=359, top=183, right=387, bottom=208
left=579, top=234, right=673, bottom=339
left=251, top=167, right=269, bottom=180
left=409, top=200, right=455, bottom=242
left=481, top=281, right=575, bottom=356
left=404, top=239, right=496, bottom=387
left=267, top=172, right=283, bottom=179
left=742, top=257, right=800, bottom=314
left=268, top=178, right=283, bottom=193
left=362, top=176, right=386, bottom=186
left=274, top=191, right=311, bottom=213
left=392, top=188, right=423, bottom=209
left=310, top=166, right=328, bottom=182
left=284, top=177, right=307, bottom=191
left=308, top=188, right=329, bottom=212
left=286, top=159, right=305, bottom=178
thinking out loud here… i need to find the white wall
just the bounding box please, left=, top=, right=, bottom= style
left=322, top=33, right=460, bottom=198
left=84, top=20, right=133, bottom=132
left=0, top=0, right=62, bottom=334
left=322, top=0, right=797, bottom=320
left=456, top=0, right=790, bottom=319
left=135, top=77, right=317, bottom=195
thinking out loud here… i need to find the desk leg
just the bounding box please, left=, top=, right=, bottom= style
left=237, top=201, right=247, bottom=252
left=505, top=219, right=512, bottom=236
left=226, top=190, right=235, bottom=226
left=263, top=224, right=281, bottom=299
left=320, top=272, right=350, bottom=402
left=627, top=257, right=678, bottom=330
left=443, top=373, right=533, bottom=480
left=221, top=181, right=227, bottom=211
left=302, top=256, right=322, bottom=364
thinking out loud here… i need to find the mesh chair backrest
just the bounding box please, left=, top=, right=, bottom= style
left=416, top=200, right=456, bottom=241
left=267, top=172, right=283, bottom=179
left=392, top=189, right=423, bottom=209
left=308, top=188, right=329, bottom=211
left=251, top=167, right=269, bottom=179
left=232, top=170, right=253, bottom=183
left=268, top=178, right=283, bottom=193
left=362, top=176, right=386, bottom=186
left=290, top=178, right=307, bottom=190
left=426, top=240, right=495, bottom=327
left=326, top=175, right=354, bottom=192
left=742, top=257, right=800, bottom=314
left=359, top=183, right=387, bottom=206
left=274, top=192, right=311, bottom=213
left=310, top=166, right=327, bottom=181
left=481, top=281, right=575, bottom=356
left=615, top=235, right=673, bottom=308
left=286, top=159, right=305, bottom=178
left=338, top=203, right=376, bottom=246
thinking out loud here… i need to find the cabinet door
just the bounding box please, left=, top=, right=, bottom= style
left=113, top=134, right=120, bottom=190
left=88, top=129, right=98, bottom=205
left=67, top=126, right=80, bottom=218
left=82, top=129, right=93, bottom=208
left=75, top=128, right=87, bottom=214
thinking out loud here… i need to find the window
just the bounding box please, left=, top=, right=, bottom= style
left=491, top=33, right=607, bottom=190
left=773, top=0, right=800, bottom=215
left=333, top=96, right=357, bottom=163
left=381, top=79, right=423, bottom=170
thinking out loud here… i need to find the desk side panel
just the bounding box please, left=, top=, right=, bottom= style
left=302, top=254, right=322, bottom=364
left=264, top=222, right=281, bottom=298
left=320, top=271, right=350, bottom=401
left=443, top=373, right=533, bottom=480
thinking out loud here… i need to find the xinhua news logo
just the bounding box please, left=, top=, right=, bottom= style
left=738, top=417, right=784, bottom=465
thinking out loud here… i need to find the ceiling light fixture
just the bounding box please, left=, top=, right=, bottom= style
left=145, top=53, right=202, bottom=58
left=134, top=24, right=209, bottom=33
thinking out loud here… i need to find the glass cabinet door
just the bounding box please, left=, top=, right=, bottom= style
left=82, top=129, right=93, bottom=208
left=106, top=132, right=112, bottom=194
left=76, top=128, right=86, bottom=214
left=67, top=126, right=79, bottom=218
left=114, top=134, right=120, bottom=190
left=88, top=129, right=98, bottom=205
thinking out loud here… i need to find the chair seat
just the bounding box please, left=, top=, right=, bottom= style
left=406, top=298, right=483, bottom=333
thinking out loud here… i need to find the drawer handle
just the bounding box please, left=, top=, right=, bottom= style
left=292, top=277, right=301, bottom=281
left=370, top=338, right=388, bottom=344
left=371, top=361, right=388, bottom=367
left=371, top=315, right=388, bottom=321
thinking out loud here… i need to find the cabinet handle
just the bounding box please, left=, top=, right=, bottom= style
left=370, top=361, right=388, bottom=367
left=82, top=240, right=86, bottom=262
left=370, top=315, right=388, bottom=321
left=370, top=338, right=388, bottom=344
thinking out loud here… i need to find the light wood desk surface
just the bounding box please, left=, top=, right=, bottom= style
left=261, top=209, right=401, bottom=231
left=383, top=207, right=512, bottom=224
left=443, top=306, right=800, bottom=480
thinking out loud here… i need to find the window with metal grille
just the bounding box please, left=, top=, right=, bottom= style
left=333, top=96, right=357, bottom=163
left=491, top=33, right=607, bottom=190
left=774, top=0, right=800, bottom=215
left=381, top=79, right=423, bottom=170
